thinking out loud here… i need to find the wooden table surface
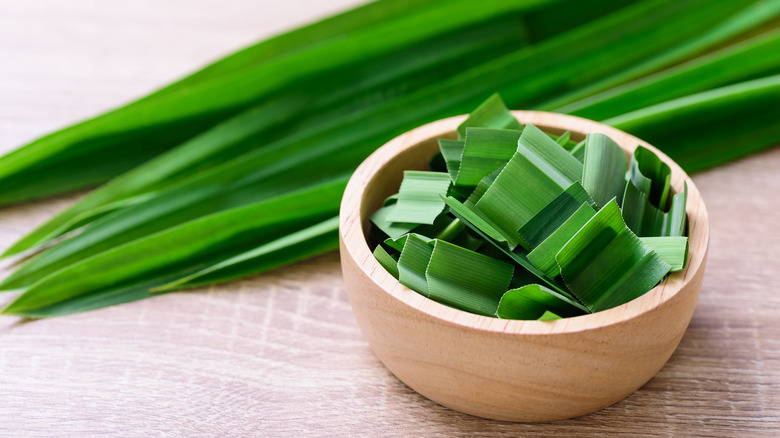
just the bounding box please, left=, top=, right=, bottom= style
left=0, top=1, right=778, bottom=436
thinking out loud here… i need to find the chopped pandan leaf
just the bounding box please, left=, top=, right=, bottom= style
left=518, top=181, right=594, bottom=250
left=465, top=165, right=504, bottom=206
left=433, top=217, right=484, bottom=251
left=475, top=152, right=566, bottom=249
left=443, top=196, right=571, bottom=297
left=386, top=171, right=452, bottom=225
left=496, top=284, right=589, bottom=320
left=640, top=236, right=688, bottom=271
left=632, top=146, right=672, bottom=209
left=425, top=240, right=514, bottom=316
left=516, top=124, right=583, bottom=188
left=527, top=202, right=597, bottom=278
left=455, top=128, right=522, bottom=186
left=397, top=234, right=435, bottom=296
left=581, top=133, right=628, bottom=208
left=450, top=229, right=485, bottom=252
left=373, top=245, right=400, bottom=279
left=384, top=235, right=409, bottom=253
left=570, top=140, right=586, bottom=162
left=473, top=123, right=587, bottom=248
left=438, top=139, right=465, bottom=181
left=384, top=194, right=399, bottom=206
left=456, top=93, right=521, bottom=139
left=538, top=310, right=563, bottom=321
left=555, top=130, right=571, bottom=147
left=447, top=183, right=475, bottom=201
left=555, top=200, right=671, bottom=313
left=370, top=204, right=418, bottom=239
left=443, top=196, right=507, bottom=245
left=667, top=184, right=688, bottom=237
left=622, top=147, right=688, bottom=237
left=434, top=217, right=466, bottom=241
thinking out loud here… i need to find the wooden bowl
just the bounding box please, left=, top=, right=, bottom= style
left=338, top=111, right=709, bottom=422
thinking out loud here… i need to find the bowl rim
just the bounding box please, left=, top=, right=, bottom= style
left=339, top=111, right=709, bottom=336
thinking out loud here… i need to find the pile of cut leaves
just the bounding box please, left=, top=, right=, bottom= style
left=371, top=96, right=688, bottom=320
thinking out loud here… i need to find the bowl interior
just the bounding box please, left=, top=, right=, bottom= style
left=345, top=111, right=709, bottom=335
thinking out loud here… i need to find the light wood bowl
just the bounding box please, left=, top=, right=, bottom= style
left=338, top=111, right=709, bottom=422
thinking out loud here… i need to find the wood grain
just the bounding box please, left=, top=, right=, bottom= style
left=0, top=1, right=778, bottom=436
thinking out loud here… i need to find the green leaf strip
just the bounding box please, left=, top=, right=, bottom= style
left=640, top=236, right=688, bottom=271
left=386, top=171, right=452, bottom=225
left=456, top=93, right=521, bottom=139
left=439, top=139, right=465, bottom=182
left=426, top=240, right=514, bottom=316
left=397, top=234, right=435, bottom=296
left=518, top=181, right=594, bottom=250
left=581, top=133, right=627, bottom=208
left=475, top=152, right=566, bottom=249
left=555, top=200, right=671, bottom=312
left=517, top=123, right=583, bottom=188
left=527, top=202, right=597, bottom=278
left=155, top=216, right=341, bottom=291
left=373, top=245, right=401, bottom=280
left=496, top=284, right=589, bottom=320
left=455, top=127, right=522, bottom=186
left=443, top=196, right=569, bottom=296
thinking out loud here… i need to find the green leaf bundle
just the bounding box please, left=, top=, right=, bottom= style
left=0, top=0, right=777, bottom=318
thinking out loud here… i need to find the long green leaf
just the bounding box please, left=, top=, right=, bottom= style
left=0, top=0, right=758, bottom=207
left=3, top=0, right=766, bottom=317
left=0, top=177, right=347, bottom=315
left=606, top=74, right=780, bottom=172
left=0, top=0, right=557, bottom=206
left=0, top=272, right=188, bottom=319
left=11, top=0, right=753, bottom=257
left=142, top=0, right=452, bottom=100
left=539, top=0, right=780, bottom=110
left=2, top=13, right=530, bottom=256
left=155, top=216, right=341, bottom=291
left=558, top=27, right=780, bottom=119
